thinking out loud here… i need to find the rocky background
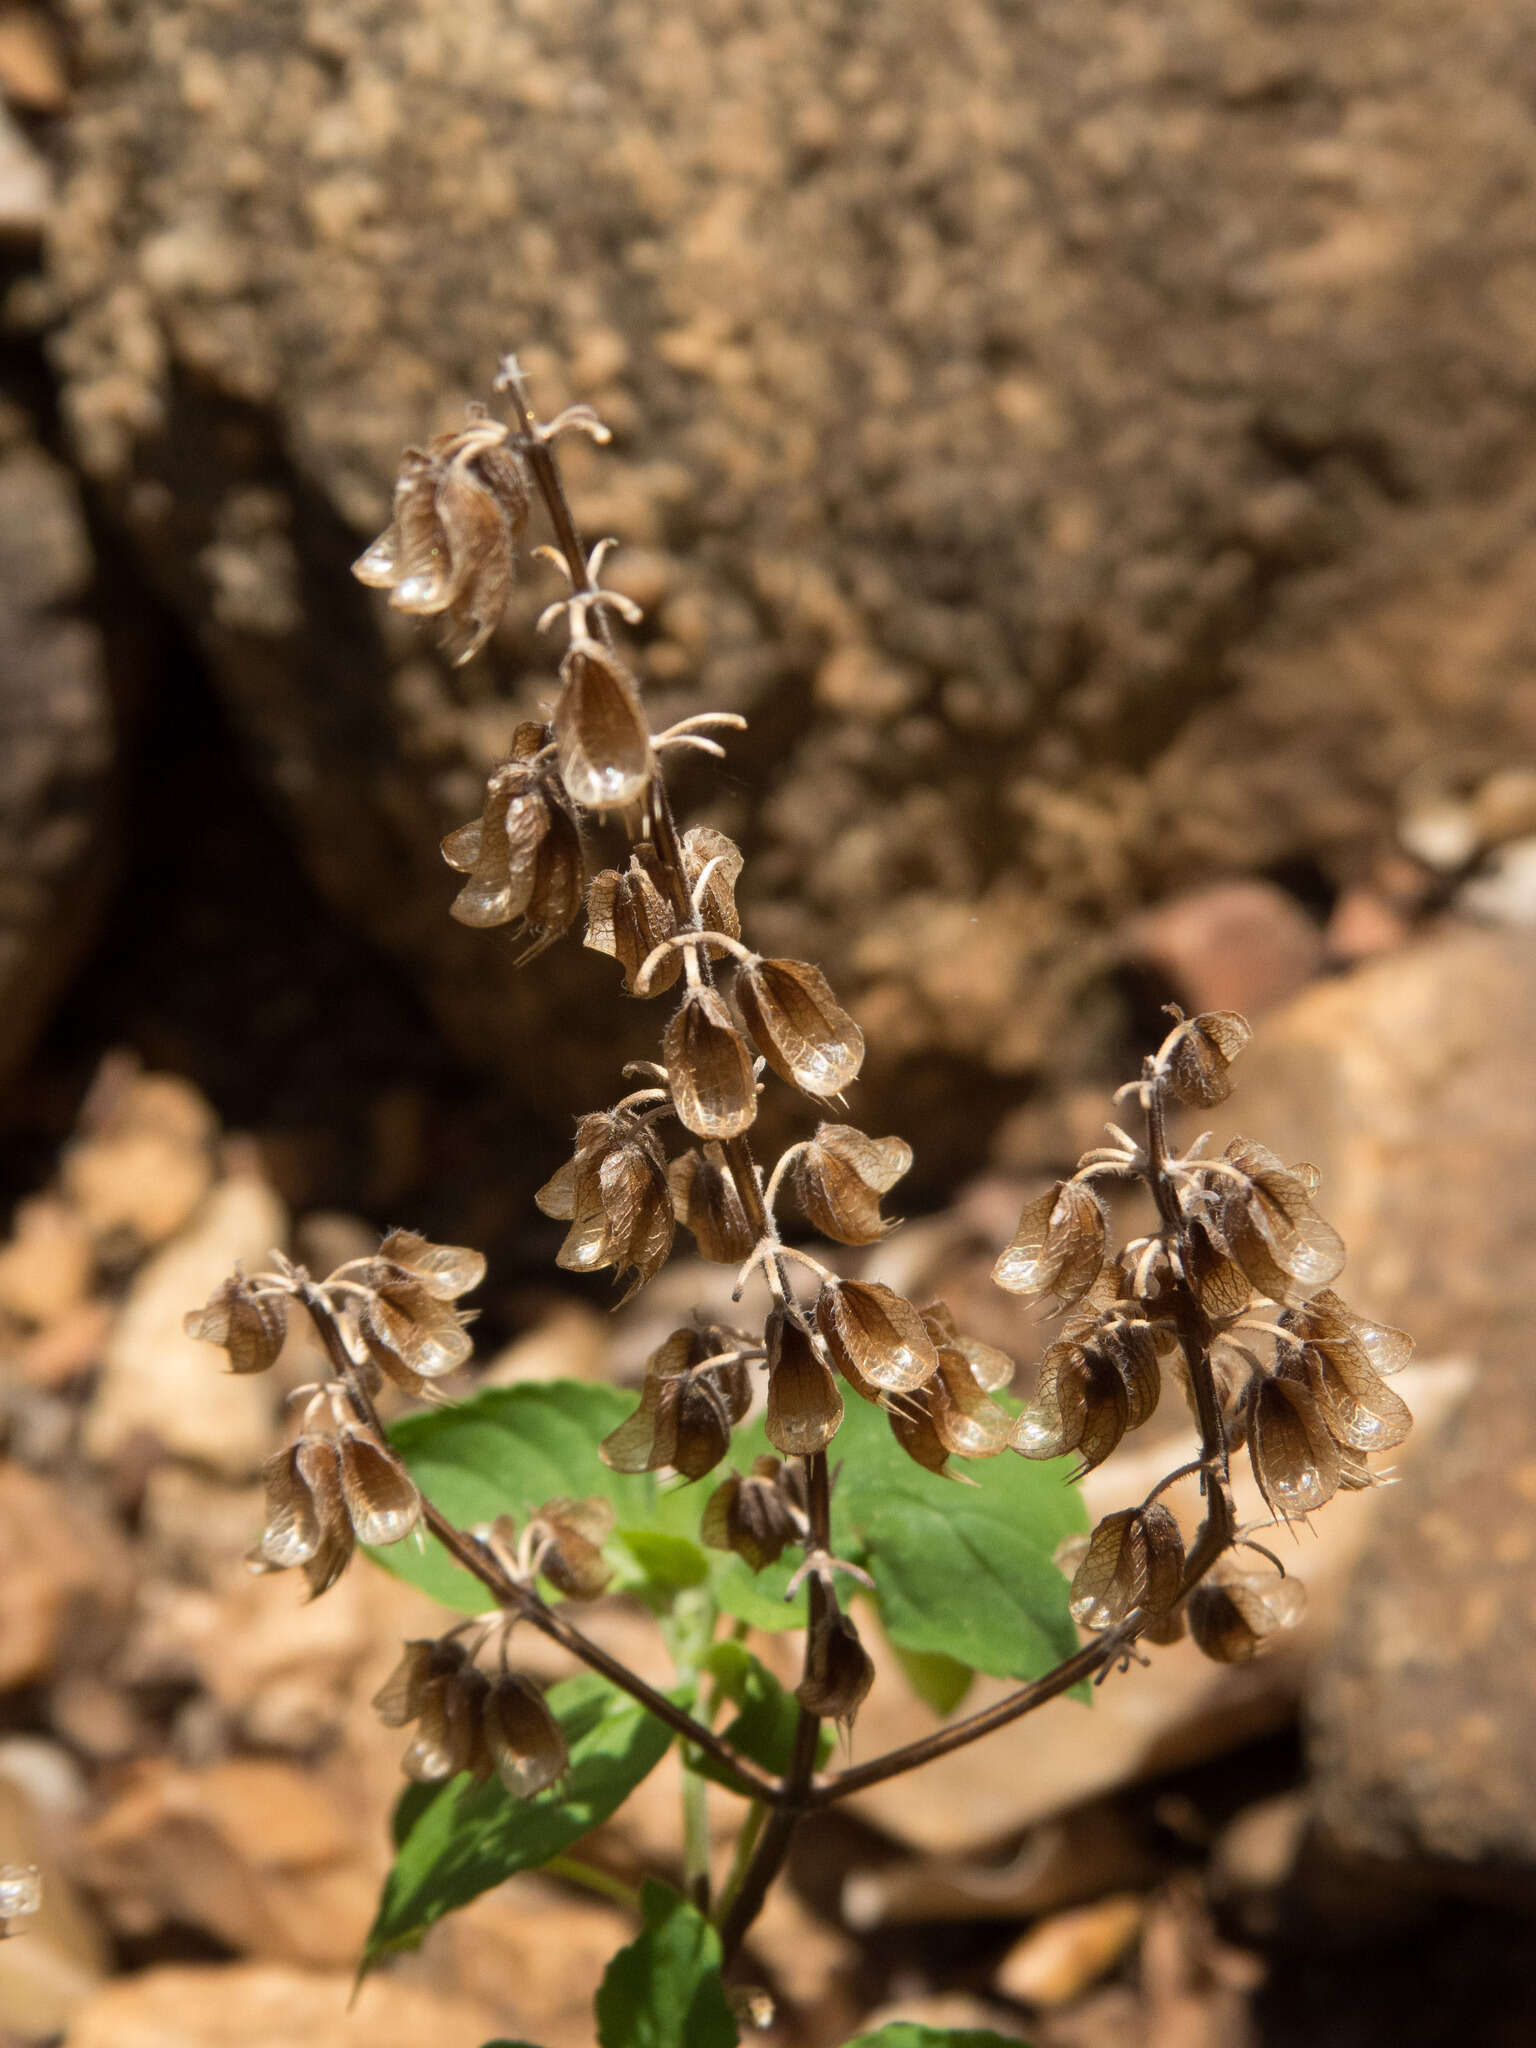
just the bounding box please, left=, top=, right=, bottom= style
left=1, top=0, right=1535, bottom=2042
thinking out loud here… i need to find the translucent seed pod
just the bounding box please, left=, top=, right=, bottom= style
left=993, top=1179, right=1109, bottom=1310
left=184, top=1275, right=288, bottom=1375
left=734, top=957, right=864, bottom=1099
left=764, top=1308, right=844, bottom=1457
left=664, top=988, right=758, bottom=1140
left=791, top=1123, right=912, bottom=1245
left=554, top=640, right=654, bottom=812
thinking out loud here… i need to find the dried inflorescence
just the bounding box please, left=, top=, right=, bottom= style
left=373, top=1633, right=568, bottom=1793
left=185, top=1230, right=486, bottom=1597
left=1000, top=1007, right=1413, bottom=1662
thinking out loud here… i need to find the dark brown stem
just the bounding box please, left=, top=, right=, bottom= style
left=297, top=1286, right=782, bottom=1806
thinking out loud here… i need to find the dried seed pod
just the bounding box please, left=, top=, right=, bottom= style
left=679, top=825, right=744, bottom=939
left=554, top=640, right=653, bottom=811
left=538, top=1112, right=674, bottom=1299
left=585, top=857, right=679, bottom=994
left=1182, top=1219, right=1254, bottom=1325
left=701, top=1456, right=805, bottom=1572
left=791, top=1123, right=912, bottom=1245
left=441, top=751, right=584, bottom=959
left=1291, top=1333, right=1412, bottom=1456
left=816, top=1280, right=940, bottom=1395
left=665, top=988, right=758, bottom=1139
left=353, top=423, right=530, bottom=665
left=1283, top=1286, right=1414, bottom=1390
left=600, top=1329, right=752, bottom=1481
left=912, top=1301, right=1016, bottom=1461
left=374, top=1229, right=487, bottom=1302
left=184, top=1274, right=288, bottom=1374
left=484, top=1674, right=568, bottom=1796
left=358, top=1270, right=475, bottom=1385
left=373, top=1639, right=448, bottom=1728
left=1069, top=1502, right=1185, bottom=1631
left=392, top=1643, right=493, bottom=1782
left=1187, top=1561, right=1306, bottom=1663
left=284, top=1436, right=353, bottom=1598
left=337, top=1425, right=422, bottom=1547
left=734, top=957, right=864, bottom=1099
left=1012, top=1339, right=1129, bottom=1471
left=993, top=1179, right=1108, bottom=1310
left=796, top=1587, right=874, bottom=1727
left=1218, top=1139, right=1345, bottom=1305
left=764, top=1307, right=844, bottom=1457
left=1163, top=1011, right=1252, bottom=1107
left=0, top=1864, right=41, bottom=1934
left=1092, top=1311, right=1163, bottom=1433
left=525, top=1496, right=616, bottom=1599
left=885, top=1394, right=953, bottom=1475
left=1246, top=1371, right=1342, bottom=1521
left=669, top=1144, right=757, bottom=1264
left=251, top=1442, right=327, bottom=1571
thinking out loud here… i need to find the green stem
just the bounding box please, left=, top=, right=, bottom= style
left=545, top=1856, right=644, bottom=1915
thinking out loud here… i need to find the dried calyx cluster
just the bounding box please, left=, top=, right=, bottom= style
left=182, top=362, right=1411, bottom=1971
left=997, top=1009, right=1413, bottom=1663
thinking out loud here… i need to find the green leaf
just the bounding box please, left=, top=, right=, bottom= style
left=376, top=1380, right=713, bottom=1613
left=839, top=2027, right=1030, bottom=2048
left=693, top=1641, right=833, bottom=1784
left=891, top=1644, right=975, bottom=1717
left=364, top=1673, right=673, bottom=1970
left=595, top=1879, right=738, bottom=2048
left=731, top=1395, right=1086, bottom=1685
left=618, top=1526, right=711, bottom=1592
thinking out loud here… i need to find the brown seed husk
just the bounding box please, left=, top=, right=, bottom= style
left=442, top=761, right=551, bottom=929
left=1247, top=1372, right=1342, bottom=1521
left=1188, top=1565, right=1306, bottom=1663
left=993, top=1179, right=1108, bottom=1309
left=184, top=1275, right=288, bottom=1374
left=817, top=1280, right=940, bottom=1395
left=541, top=1114, right=674, bottom=1298
left=679, top=826, right=744, bottom=939
left=735, top=957, right=864, bottom=1098
left=485, top=1675, right=568, bottom=1797
left=669, top=1144, right=757, bottom=1264
left=337, top=1427, right=421, bottom=1547
left=1069, top=1502, right=1185, bottom=1631
left=359, top=1275, right=475, bottom=1383
left=1220, top=1138, right=1345, bottom=1304
left=372, top=1640, right=446, bottom=1728
left=796, top=1587, right=874, bottom=1727
left=375, top=1229, right=487, bottom=1301
left=765, top=1308, right=844, bottom=1457
left=1164, top=1010, right=1252, bottom=1107
left=251, top=1443, right=325, bottom=1571
left=600, top=1329, right=751, bottom=1480
left=792, top=1123, right=912, bottom=1245
left=585, top=858, right=679, bottom=994
left=527, top=1496, right=616, bottom=1599
left=293, top=1437, right=354, bottom=1597
left=555, top=641, right=653, bottom=812
left=701, top=1457, right=803, bottom=1572
left=665, top=988, right=758, bottom=1140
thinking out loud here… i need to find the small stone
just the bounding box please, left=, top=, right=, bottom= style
left=0, top=8, right=67, bottom=112
left=83, top=1166, right=287, bottom=1478
left=0, top=1195, right=93, bottom=1325
left=62, top=1067, right=218, bottom=1247
left=63, top=1962, right=497, bottom=2048
left=1131, top=880, right=1324, bottom=1020
left=0, top=1463, right=133, bottom=1692
left=0, top=96, right=46, bottom=233
left=994, top=1892, right=1146, bottom=2007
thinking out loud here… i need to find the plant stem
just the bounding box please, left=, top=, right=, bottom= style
left=545, top=1856, right=644, bottom=1914
left=682, top=1759, right=712, bottom=1914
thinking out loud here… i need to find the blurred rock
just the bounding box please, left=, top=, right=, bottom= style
left=0, top=428, right=111, bottom=1091
left=83, top=1165, right=287, bottom=1478
left=1130, top=880, right=1324, bottom=1020
left=1458, top=836, right=1536, bottom=928
left=994, top=1893, right=1145, bottom=2008
left=0, top=7, right=67, bottom=114
left=0, top=1462, right=133, bottom=1693
left=82, top=1758, right=378, bottom=1966
left=0, top=1196, right=94, bottom=1327
left=62, top=1064, right=218, bottom=1249
left=1308, top=1313, right=1536, bottom=1896
left=0, top=94, right=47, bottom=232
left=0, top=1775, right=109, bottom=2040
left=44, top=0, right=1536, bottom=1175
left=429, top=1876, right=636, bottom=2048
left=61, top=1961, right=497, bottom=2048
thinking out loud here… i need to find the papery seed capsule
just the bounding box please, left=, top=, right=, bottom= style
left=993, top=1179, right=1108, bottom=1310
left=1012, top=1339, right=1129, bottom=1470
left=1293, top=1335, right=1412, bottom=1455
left=337, top=1426, right=422, bottom=1547
left=765, top=1308, right=843, bottom=1457
left=442, top=762, right=551, bottom=929
left=485, top=1674, right=568, bottom=1797
left=294, top=1437, right=354, bottom=1597
left=665, top=988, right=758, bottom=1139
left=1069, top=1502, right=1185, bottom=1631
left=886, top=1391, right=952, bottom=1475
left=0, top=1865, right=41, bottom=1933
left=251, top=1443, right=326, bottom=1571
left=796, top=1588, right=874, bottom=1727
left=184, top=1275, right=288, bottom=1374
left=600, top=1329, right=751, bottom=1480
left=680, top=825, right=744, bottom=939
left=541, top=1113, right=674, bottom=1298
left=817, top=1280, right=940, bottom=1396
left=555, top=641, right=654, bottom=812
left=791, top=1123, right=912, bottom=1245
left=1247, top=1371, right=1342, bottom=1521
left=525, top=1496, right=616, bottom=1599
left=404, top=1660, right=492, bottom=1782
left=585, top=858, right=679, bottom=994
left=734, top=957, right=864, bottom=1099
left=701, top=1456, right=804, bottom=1572
left=1219, top=1138, right=1345, bottom=1305
left=669, top=1144, right=757, bottom=1264
left=374, top=1228, right=487, bottom=1302
left=372, top=1640, right=445, bottom=1728
left=916, top=1301, right=1015, bottom=1460
left=1163, top=1010, right=1252, bottom=1107
left=359, top=1273, right=475, bottom=1386
left=1188, top=1564, right=1306, bottom=1663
